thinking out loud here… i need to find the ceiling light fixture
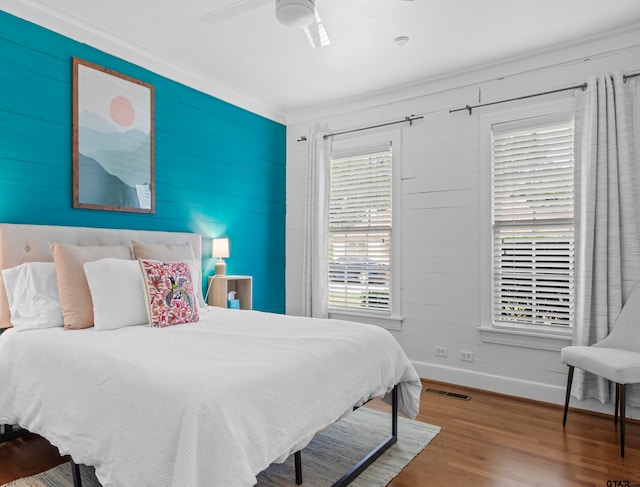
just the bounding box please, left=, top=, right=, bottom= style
left=276, top=0, right=316, bottom=28
left=395, top=36, right=410, bottom=46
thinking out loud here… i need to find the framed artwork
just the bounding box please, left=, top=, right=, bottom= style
left=72, top=57, right=155, bottom=213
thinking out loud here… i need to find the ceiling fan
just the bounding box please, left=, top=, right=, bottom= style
left=201, top=0, right=330, bottom=48
left=201, top=0, right=414, bottom=49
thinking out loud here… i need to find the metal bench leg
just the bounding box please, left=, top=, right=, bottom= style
left=330, top=385, right=398, bottom=487
left=292, top=385, right=399, bottom=487
left=294, top=450, right=302, bottom=485
left=71, top=460, right=82, bottom=487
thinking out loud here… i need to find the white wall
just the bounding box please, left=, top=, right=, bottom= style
left=286, top=26, right=640, bottom=418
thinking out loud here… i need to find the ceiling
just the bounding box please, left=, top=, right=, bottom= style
left=4, top=0, right=640, bottom=123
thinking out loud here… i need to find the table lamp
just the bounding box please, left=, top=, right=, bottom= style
left=212, top=238, right=229, bottom=276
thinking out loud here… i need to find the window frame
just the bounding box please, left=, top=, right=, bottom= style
left=479, top=99, right=575, bottom=347
left=327, top=129, right=403, bottom=330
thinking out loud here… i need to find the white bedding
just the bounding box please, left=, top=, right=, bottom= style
left=0, top=307, right=421, bottom=487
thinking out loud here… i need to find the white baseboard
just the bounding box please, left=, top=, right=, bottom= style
left=412, top=360, right=640, bottom=420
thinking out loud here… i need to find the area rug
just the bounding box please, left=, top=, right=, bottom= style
left=2, top=408, right=440, bottom=487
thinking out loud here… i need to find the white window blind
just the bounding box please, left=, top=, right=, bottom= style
left=328, top=147, right=392, bottom=314
left=491, top=119, right=575, bottom=327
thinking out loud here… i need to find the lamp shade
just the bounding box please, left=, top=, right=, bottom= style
left=275, top=0, right=315, bottom=28
left=212, top=238, right=229, bottom=259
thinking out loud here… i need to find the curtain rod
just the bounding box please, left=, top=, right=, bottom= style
left=297, top=72, right=640, bottom=139
left=451, top=68, right=640, bottom=116
left=322, top=115, right=424, bottom=140
left=624, top=71, right=640, bottom=82
left=449, top=83, right=587, bottom=115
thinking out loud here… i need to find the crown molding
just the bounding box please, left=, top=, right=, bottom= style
left=1, top=0, right=287, bottom=124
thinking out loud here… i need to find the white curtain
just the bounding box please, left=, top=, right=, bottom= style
left=573, top=73, right=640, bottom=405
left=301, top=127, right=330, bottom=318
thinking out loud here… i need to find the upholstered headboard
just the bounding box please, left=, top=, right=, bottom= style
left=0, top=223, right=202, bottom=328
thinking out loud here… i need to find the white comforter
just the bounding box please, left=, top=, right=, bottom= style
left=0, top=308, right=421, bottom=487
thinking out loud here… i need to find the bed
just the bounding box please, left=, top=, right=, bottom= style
left=0, top=223, right=422, bottom=487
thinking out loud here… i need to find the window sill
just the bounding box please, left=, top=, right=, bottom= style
left=478, top=326, right=572, bottom=352
left=329, top=311, right=403, bottom=331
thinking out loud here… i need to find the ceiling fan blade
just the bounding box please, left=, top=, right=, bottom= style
left=303, top=25, right=316, bottom=48
left=200, top=0, right=271, bottom=25
left=303, top=8, right=330, bottom=48
left=314, top=9, right=331, bottom=47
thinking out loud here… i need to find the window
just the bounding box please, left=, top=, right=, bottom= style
left=491, top=116, right=575, bottom=329
left=327, top=132, right=400, bottom=325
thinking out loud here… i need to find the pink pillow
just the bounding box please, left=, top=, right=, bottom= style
left=51, top=243, right=133, bottom=329
left=139, top=259, right=199, bottom=328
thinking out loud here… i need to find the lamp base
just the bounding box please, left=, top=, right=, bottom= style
left=215, top=259, right=226, bottom=277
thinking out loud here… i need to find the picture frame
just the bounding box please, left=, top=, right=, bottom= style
left=72, top=57, right=155, bottom=213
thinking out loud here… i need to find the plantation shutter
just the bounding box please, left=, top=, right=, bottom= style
left=328, top=147, right=392, bottom=314
left=491, top=119, right=575, bottom=327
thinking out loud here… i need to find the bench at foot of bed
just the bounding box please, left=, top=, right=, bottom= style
left=294, top=385, right=398, bottom=487
left=70, top=386, right=399, bottom=487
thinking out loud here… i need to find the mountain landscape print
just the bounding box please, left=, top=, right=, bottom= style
left=73, top=58, right=154, bottom=213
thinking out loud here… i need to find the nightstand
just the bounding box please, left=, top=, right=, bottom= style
left=207, top=275, right=252, bottom=310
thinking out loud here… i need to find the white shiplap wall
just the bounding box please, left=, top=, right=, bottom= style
left=286, top=27, right=640, bottom=418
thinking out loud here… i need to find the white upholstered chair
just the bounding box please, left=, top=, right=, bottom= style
left=561, top=283, right=640, bottom=458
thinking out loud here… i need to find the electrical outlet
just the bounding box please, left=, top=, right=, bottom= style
left=435, top=346, right=448, bottom=358
left=460, top=351, right=474, bottom=362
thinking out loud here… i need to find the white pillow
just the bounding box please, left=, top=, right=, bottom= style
left=83, top=258, right=149, bottom=330
left=187, top=259, right=207, bottom=309
left=1, top=262, right=63, bottom=330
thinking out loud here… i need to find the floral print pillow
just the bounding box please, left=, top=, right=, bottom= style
left=139, top=259, right=199, bottom=327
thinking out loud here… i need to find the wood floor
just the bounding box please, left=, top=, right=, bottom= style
left=1, top=379, right=638, bottom=486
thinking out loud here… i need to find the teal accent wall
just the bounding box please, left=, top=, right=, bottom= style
left=0, top=11, right=286, bottom=313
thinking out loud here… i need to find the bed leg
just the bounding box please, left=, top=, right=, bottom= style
left=330, top=385, right=399, bottom=487
left=392, top=383, right=398, bottom=437
left=0, top=424, right=29, bottom=443
left=294, top=450, right=302, bottom=485
left=71, top=460, right=82, bottom=487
